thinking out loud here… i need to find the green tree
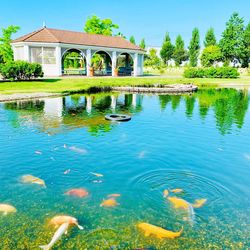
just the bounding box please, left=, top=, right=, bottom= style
left=84, top=15, right=119, bottom=36
left=201, top=45, right=223, bottom=67
left=144, top=48, right=161, bottom=68
left=160, top=32, right=174, bottom=65
left=0, top=25, right=20, bottom=63
left=241, top=22, right=250, bottom=67
left=188, top=28, right=200, bottom=67
left=204, top=28, right=217, bottom=47
left=139, top=38, right=146, bottom=49
left=129, top=36, right=136, bottom=44
left=173, top=35, right=188, bottom=66
left=219, top=12, right=245, bottom=65
left=115, top=32, right=126, bottom=39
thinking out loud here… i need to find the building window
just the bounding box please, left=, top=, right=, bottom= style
left=30, top=47, right=42, bottom=63
left=30, top=47, right=56, bottom=64
left=15, top=46, right=24, bottom=60
left=43, top=47, right=56, bottom=64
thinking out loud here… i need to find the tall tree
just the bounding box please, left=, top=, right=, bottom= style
left=160, top=32, right=174, bottom=65
left=173, top=35, right=188, bottom=66
left=204, top=28, right=217, bottom=47
left=188, top=28, right=200, bottom=67
left=241, top=22, right=250, bottom=68
left=84, top=15, right=119, bottom=36
left=139, top=38, right=146, bottom=49
left=0, top=25, right=20, bottom=63
left=129, top=36, right=136, bottom=44
left=200, top=45, right=223, bottom=67
left=144, top=48, right=161, bottom=68
left=219, top=12, right=245, bottom=65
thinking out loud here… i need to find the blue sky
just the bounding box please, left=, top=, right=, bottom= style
left=1, top=0, right=249, bottom=47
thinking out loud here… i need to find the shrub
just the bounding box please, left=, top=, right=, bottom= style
left=0, top=60, right=43, bottom=81
left=184, top=67, right=239, bottom=78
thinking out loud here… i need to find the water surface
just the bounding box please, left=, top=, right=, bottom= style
left=0, top=88, right=250, bottom=249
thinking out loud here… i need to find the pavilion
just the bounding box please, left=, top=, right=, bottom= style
left=11, top=27, right=145, bottom=77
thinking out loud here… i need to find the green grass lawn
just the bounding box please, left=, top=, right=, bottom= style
left=0, top=76, right=249, bottom=94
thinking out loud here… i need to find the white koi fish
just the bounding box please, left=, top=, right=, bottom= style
left=39, top=222, right=69, bottom=250
left=69, top=146, right=87, bottom=154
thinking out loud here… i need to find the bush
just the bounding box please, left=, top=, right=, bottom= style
left=184, top=67, right=239, bottom=78
left=0, top=60, right=43, bottom=81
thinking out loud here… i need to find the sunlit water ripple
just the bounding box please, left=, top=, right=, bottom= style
left=0, top=89, right=250, bottom=249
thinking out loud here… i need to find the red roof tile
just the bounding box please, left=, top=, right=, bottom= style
left=12, top=27, right=143, bottom=51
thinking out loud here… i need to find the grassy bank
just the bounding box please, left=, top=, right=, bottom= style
left=0, top=76, right=249, bottom=94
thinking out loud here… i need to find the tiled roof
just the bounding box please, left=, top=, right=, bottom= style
left=12, top=27, right=143, bottom=51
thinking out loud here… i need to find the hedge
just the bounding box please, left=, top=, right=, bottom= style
left=184, top=67, right=239, bottom=78
left=0, top=60, right=44, bottom=81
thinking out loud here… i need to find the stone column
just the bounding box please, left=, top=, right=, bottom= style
left=112, top=51, right=117, bottom=77
left=23, top=45, right=30, bottom=62
left=86, top=49, right=92, bottom=77
left=133, top=53, right=138, bottom=77
left=56, top=46, right=62, bottom=76
left=140, top=54, right=144, bottom=75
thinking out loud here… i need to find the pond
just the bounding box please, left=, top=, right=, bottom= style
left=0, top=88, right=250, bottom=249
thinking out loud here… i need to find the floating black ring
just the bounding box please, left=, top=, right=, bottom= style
left=105, top=114, right=131, bottom=122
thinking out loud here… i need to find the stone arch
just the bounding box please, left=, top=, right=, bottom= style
left=116, top=52, right=134, bottom=76
left=61, top=48, right=86, bottom=75
left=91, top=50, right=112, bottom=76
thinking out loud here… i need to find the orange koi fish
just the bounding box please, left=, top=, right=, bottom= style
left=192, top=199, right=207, bottom=208
left=100, top=198, right=119, bottom=207
left=65, top=188, right=89, bottom=198
left=163, top=189, right=169, bottom=197
left=170, top=188, right=183, bottom=193
left=137, top=223, right=183, bottom=239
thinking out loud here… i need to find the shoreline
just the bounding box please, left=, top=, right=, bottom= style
left=0, top=92, right=65, bottom=102
left=0, top=82, right=249, bottom=103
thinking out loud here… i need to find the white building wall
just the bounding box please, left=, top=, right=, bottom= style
left=12, top=42, right=145, bottom=77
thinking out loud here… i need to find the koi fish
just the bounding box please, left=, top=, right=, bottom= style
left=65, top=188, right=89, bottom=198
left=163, top=189, right=169, bottom=197
left=63, top=169, right=71, bottom=175
left=49, top=215, right=83, bottom=230
left=39, top=222, right=69, bottom=250
left=107, top=194, right=121, bottom=198
left=192, top=199, right=207, bottom=208
left=137, top=223, right=183, bottom=239
left=100, top=198, right=119, bottom=207
left=0, top=204, right=17, bottom=215
left=69, top=146, right=87, bottom=154
left=167, top=197, right=195, bottom=224
left=21, top=175, right=46, bottom=187
left=92, top=180, right=103, bottom=183
left=90, top=172, right=103, bottom=177
left=170, top=189, right=183, bottom=193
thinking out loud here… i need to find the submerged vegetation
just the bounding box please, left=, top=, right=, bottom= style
left=1, top=88, right=250, bottom=249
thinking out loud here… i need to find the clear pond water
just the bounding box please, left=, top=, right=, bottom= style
left=0, top=88, right=250, bottom=249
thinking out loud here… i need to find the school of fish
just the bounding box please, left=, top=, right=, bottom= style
left=1, top=145, right=208, bottom=249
